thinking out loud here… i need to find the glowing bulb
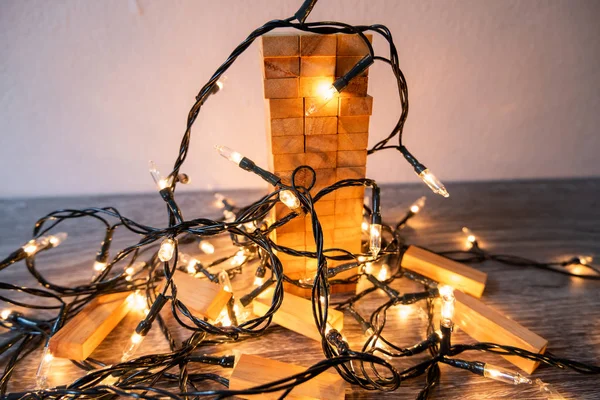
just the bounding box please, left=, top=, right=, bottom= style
left=23, top=241, right=38, bottom=255
left=365, top=262, right=374, bottom=275
left=48, top=232, right=67, bottom=247
left=125, top=261, right=145, bottom=281
left=377, top=264, right=388, bottom=281
left=121, top=332, right=145, bottom=362
left=200, top=241, right=215, bottom=254
left=462, top=227, right=477, bottom=247
left=216, top=80, right=224, bottom=91
left=217, top=308, right=232, bottom=327
left=361, top=221, right=370, bottom=232
left=223, top=210, right=236, bottom=222
left=417, top=169, right=449, bottom=198
left=23, top=233, right=65, bottom=256
left=218, top=270, right=233, bottom=293
left=409, top=196, right=426, bottom=214
left=214, top=193, right=226, bottom=208
left=254, top=276, right=264, bottom=286
left=35, top=346, right=54, bottom=389
left=148, top=160, right=171, bottom=190
left=279, top=190, right=302, bottom=211
left=127, top=292, right=148, bottom=314
left=578, top=255, right=593, bottom=265
left=483, top=364, right=532, bottom=385
left=215, top=145, right=244, bottom=165
left=231, top=250, right=246, bottom=267
left=1, top=309, right=11, bottom=320
left=158, top=238, right=175, bottom=262
left=93, top=261, right=107, bottom=272
left=305, top=85, right=338, bottom=116
left=439, top=285, right=455, bottom=328
left=369, top=224, right=382, bottom=258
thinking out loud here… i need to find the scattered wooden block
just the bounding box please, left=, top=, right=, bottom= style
left=313, top=200, right=335, bottom=216
left=338, top=116, right=370, bottom=133
left=336, top=56, right=370, bottom=77
left=300, top=34, right=337, bottom=56
left=264, top=78, right=300, bottom=99
left=261, top=35, right=299, bottom=57
left=165, top=270, right=232, bottom=320
left=300, top=77, right=335, bottom=98
left=268, top=98, right=304, bottom=119
left=337, top=133, right=369, bottom=151
left=306, top=152, right=337, bottom=169
left=229, top=354, right=345, bottom=400
left=273, top=153, right=306, bottom=171
left=337, top=150, right=367, bottom=167
left=304, top=97, right=339, bottom=117
left=339, top=96, right=373, bottom=116
left=253, top=290, right=344, bottom=341
left=49, top=292, right=132, bottom=360
left=454, top=290, right=548, bottom=374
left=334, top=186, right=365, bottom=200
left=270, top=118, right=304, bottom=136
left=336, top=33, right=373, bottom=56
left=305, top=116, right=338, bottom=135
left=301, top=56, right=336, bottom=77
left=305, top=135, right=337, bottom=153
left=306, top=215, right=336, bottom=232
left=339, top=77, right=369, bottom=97
left=401, top=245, right=487, bottom=298
left=277, top=231, right=305, bottom=248
left=271, top=135, right=305, bottom=154
left=264, top=57, right=300, bottom=79
left=336, top=166, right=367, bottom=180
left=334, top=198, right=363, bottom=216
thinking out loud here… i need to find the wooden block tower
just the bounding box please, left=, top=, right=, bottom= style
left=261, top=33, right=373, bottom=295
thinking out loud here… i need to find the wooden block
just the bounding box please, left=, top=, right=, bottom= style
left=300, top=34, right=337, bottom=56
left=337, top=150, right=367, bottom=167
left=401, top=245, right=487, bottom=298
left=336, top=33, right=373, bottom=56
left=311, top=168, right=336, bottom=190
left=334, top=198, right=363, bottom=216
left=334, top=228, right=362, bottom=243
left=253, top=291, right=343, bottom=341
left=334, top=186, right=365, bottom=200
left=336, top=56, right=370, bottom=77
left=277, top=231, right=305, bottom=247
left=305, top=152, right=336, bottom=169
left=264, top=57, right=300, bottom=79
left=304, top=97, right=339, bottom=117
left=314, top=200, right=335, bottom=215
left=300, top=56, right=336, bottom=77
left=339, top=96, right=373, bottom=116
left=271, top=135, right=304, bottom=154
left=306, top=135, right=337, bottom=153
left=270, top=118, right=304, bottom=137
left=306, top=215, right=336, bottom=232
left=281, top=258, right=308, bottom=275
left=264, top=78, right=299, bottom=99
left=336, top=166, right=367, bottom=180
left=454, top=291, right=548, bottom=374
left=300, top=77, right=334, bottom=98
left=229, top=354, right=345, bottom=400
left=276, top=215, right=306, bottom=234
left=305, top=116, right=337, bottom=135
left=305, top=230, right=335, bottom=251
left=268, top=98, right=304, bottom=119
left=49, top=292, right=132, bottom=360
left=332, top=239, right=362, bottom=254
left=339, top=77, right=369, bottom=97
left=261, top=35, right=299, bottom=57
left=334, top=212, right=363, bottom=229
left=166, top=270, right=232, bottom=320
left=338, top=116, right=370, bottom=134
left=277, top=246, right=305, bottom=262
left=276, top=169, right=310, bottom=188
left=337, top=133, right=369, bottom=151
left=273, top=153, right=306, bottom=171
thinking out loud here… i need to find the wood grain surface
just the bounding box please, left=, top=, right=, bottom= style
left=0, top=179, right=599, bottom=399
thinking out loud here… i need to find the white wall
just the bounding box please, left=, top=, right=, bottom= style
left=1, top=0, right=599, bottom=197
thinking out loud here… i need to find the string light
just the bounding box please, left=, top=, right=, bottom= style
left=231, top=249, right=247, bottom=267
left=200, top=241, right=215, bottom=254
left=22, top=232, right=67, bottom=256
left=418, top=169, right=449, bottom=198
left=148, top=161, right=171, bottom=190
left=377, top=264, right=388, bottom=281
left=125, top=261, right=146, bottom=281
left=215, top=145, right=244, bottom=166
left=121, top=332, right=145, bottom=362
left=438, top=285, right=455, bottom=328
left=578, top=255, right=593, bottom=265
left=369, top=223, right=382, bottom=258
left=279, top=190, right=302, bottom=212
left=410, top=196, right=426, bottom=214
left=35, top=345, right=54, bottom=389
left=462, top=227, right=477, bottom=247
left=1, top=309, right=12, bottom=320
left=482, top=363, right=532, bottom=385
left=305, top=84, right=338, bottom=116
left=158, top=238, right=176, bottom=262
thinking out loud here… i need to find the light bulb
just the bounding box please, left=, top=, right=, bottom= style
left=124, top=261, right=145, bottom=281
left=364, top=262, right=374, bottom=275
left=462, top=227, right=477, bottom=247
left=417, top=169, right=449, bottom=198
left=377, top=264, right=388, bottom=281
left=148, top=161, right=171, bottom=190
left=218, top=270, right=233, bottom=293
left=578, top=255, right=593, bottom=265
left=200, top=241, right=215, bottom=254
left=1, top=309, right=11, bottom=320
left=253, top=276, right=264, bottom=286
left=23, top=233, right=66, bottom=256
left=369, top=224, right=382, bottom=258
left=158, top=238, right=175, bottom=262
left=361, top=221, right=370, bottom=232
left=305, top=85, right=338, bottom=116
left=410, top=196, right=426, bottom=214
left=439, top=285, right=455, bottom=328
left=215, top=145, right=244, bottom=165
left=35, top=345, right=54, bottom=389
left=214, top=193, right=226, bottom=208
left=534, top=378, right=566, bottom=400
left=48, top=232, right=68, bottom=247
left=23, top=240, right=39, bottom=256
left=93, top=261, right=107, bottom=272
left=279, top=190, right=302, bottom=211
left=121, top=332, right=145, bottom=362
left=483, top=363, right=532, bottom=385
left=127, top=292, right=149, bottom=314
left=217, top=308, right=232, bottom=327
left=231, top=250, right=246, bottom=267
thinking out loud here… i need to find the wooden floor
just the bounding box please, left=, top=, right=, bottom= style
left=0, top=179, right=599, bottom=399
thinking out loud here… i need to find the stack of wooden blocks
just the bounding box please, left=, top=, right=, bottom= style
left=260, top=33, right=373, bottom=295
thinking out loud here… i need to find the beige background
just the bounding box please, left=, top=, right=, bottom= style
left=1, top=0, right=599, bottom=197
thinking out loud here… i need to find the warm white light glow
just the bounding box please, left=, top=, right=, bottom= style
left=214, top=193, right=226, bottom=209
left=253, top=276, right=264, bottom=286
left=1, top=309, right=11, bottom=320
left=306, top=84, right=338, bottom=116
left=377, top=264, right=388, bottom=281
left=231, top=250, right=246, bottom=267
left=417, top=169, right=449, bottom=198
left=279, top=190, right=301, bottom=211
left=125, top=261, right=145, bottom=281
left=462, top=227, right=477, bottom=247
left=93, top=261, right=107, bottom=272
left=578, top=255, right=593, bottom=265
left=215, top=145, right=244, bottom=165
left=200, top=241, right=215, bottom=254
left=483, top=363, right=532, bottom=385
left=361, top=221, right=370, bottom=232
left=121, top=332, right=145, bottom=362
left=127, top=292, right=148, bottom=314
left=48, top=232, right=67, bottom=247
left=148, top=161, right=171, bottom=190
left=409, top=196, right=426, bottom=214
left=439, top=285, right=455, bottom=328
left=365, top=262, right=374, bottom=275
left=35, top=346, right=54, bottom=389
left=369, top=224, right=382, bottom=258
left=158, top=238, right=175, bottom=262
left=397, top=305, right=413, bottom=320
left=218, top=270, right=233, bottom=293
left=23, top=241, right=38, bottom=255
